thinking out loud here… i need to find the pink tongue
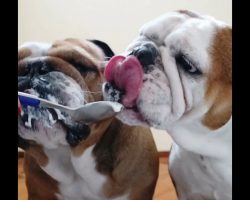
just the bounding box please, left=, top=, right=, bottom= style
left=104, top=55, right=143, bottom=108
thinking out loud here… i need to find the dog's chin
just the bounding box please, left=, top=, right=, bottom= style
left=18, top=119, right=69, bottom=149
left=116, top=108, right=149, bottom=128
left=102, top=82, right=148, bottom=127
left=116, top=104, right=170, bottom=130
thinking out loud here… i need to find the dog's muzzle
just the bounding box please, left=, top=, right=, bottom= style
left=18, top=60, right=90, bottom=147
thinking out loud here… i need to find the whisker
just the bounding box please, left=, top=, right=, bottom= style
left=82, top=90, right=103, bottom=104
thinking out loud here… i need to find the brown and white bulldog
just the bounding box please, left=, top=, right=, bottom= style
left=103, top=10, right=232, bottom=200
left=18, top=38, right=159, bottom=200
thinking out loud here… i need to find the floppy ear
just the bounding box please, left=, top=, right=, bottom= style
left=202, top=28, right=232, bottom=130
left=88, top=39, right=115, bottom=60
left=88, top=39, right=115, bottom=73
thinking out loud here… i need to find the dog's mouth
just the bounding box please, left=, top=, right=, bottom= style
left=103, top=55, right=149, bottom=126
left=104, top=55, right=144, bottom=107
left=18, top=71, right=91, bottom=146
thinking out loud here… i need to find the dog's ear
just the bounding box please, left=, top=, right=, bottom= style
left=89, top=39, right=115, bottom=60
left=89, top=39, right=115, bottom=73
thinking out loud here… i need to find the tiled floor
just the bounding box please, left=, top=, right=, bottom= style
left=18, top=156, right=177, bottom=200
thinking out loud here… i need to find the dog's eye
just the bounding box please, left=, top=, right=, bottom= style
left=175, top=54, right=201, bottom=75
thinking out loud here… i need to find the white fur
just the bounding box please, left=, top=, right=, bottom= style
left=41, top=145, right=129, bottom=200
left=42, top=146, right=75, bottom=184
left=19, top=41, right=51, bottom=57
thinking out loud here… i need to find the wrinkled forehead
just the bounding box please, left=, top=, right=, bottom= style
left=139, top=11, right=226, bottom=42
left=138, top=11, right=229, bottom=72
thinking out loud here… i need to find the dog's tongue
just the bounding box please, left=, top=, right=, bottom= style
left=104, top=55, right=143, bottom=108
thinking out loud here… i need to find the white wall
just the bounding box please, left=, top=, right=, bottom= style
left=18, top=0, right=232, bottom=53
left=18, top=0, right=232, bottom=151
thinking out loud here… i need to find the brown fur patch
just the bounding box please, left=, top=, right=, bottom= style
left=64, top=38, right=105, bottom=61
left=48, top=41, right=99, bottom=72
left=71, top=118, right=113, bottom=156
left=25, top=143, right=49, bottom=167
left=23, top=153, right=58, bottom=200
left=48, top=39, right=104, bottom=101
left=202, top=27, right=232, bottom=129
left=92, top=118, right=159, bottom=199
left=18, top=48, right=32, bottom=61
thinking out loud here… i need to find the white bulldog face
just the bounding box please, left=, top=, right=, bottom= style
left=103, top=10, right=231, bottom=131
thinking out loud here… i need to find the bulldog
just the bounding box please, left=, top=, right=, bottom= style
left=103, top=10, right=232, bottom=200
left=18, top=38, right=159, bottom=200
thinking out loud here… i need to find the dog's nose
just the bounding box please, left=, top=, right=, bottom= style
left=18, top=60, right=52, bottom=91
left=132, top=44, right=158, bottom=67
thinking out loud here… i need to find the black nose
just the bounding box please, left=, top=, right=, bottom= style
left=132, top=44, right=158, bottom=67
left=18, top=60, right=52, bottom=91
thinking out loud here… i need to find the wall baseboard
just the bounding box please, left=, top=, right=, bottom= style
left=158, top=151, right=169, bottom=158
left=19, top=151, right=170, bottom=159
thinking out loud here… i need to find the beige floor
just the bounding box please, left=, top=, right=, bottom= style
left=18, top=156, right=177, bottom=200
